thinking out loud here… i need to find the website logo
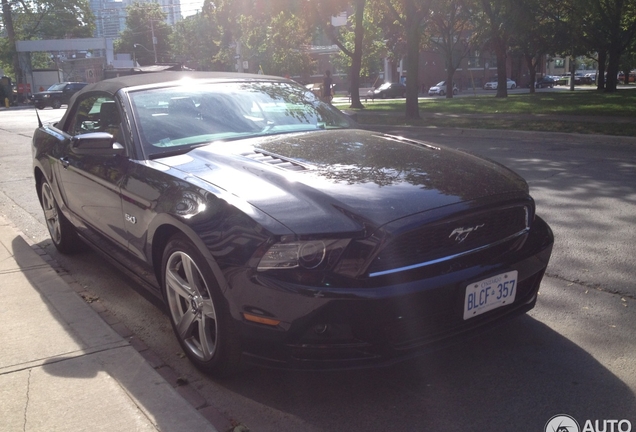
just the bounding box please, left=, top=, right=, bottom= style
left=546, top=414, right=581, bottom=432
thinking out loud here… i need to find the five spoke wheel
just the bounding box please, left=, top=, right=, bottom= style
left=162, top=234, right=242, bottom=376
left=165, top=250, right=218, bottom=362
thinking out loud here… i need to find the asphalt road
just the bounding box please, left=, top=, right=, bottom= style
left=1, top=107, right=634, bottom=431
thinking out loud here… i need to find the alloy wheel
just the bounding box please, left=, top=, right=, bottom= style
left=165, top=250, right=218, bottom=361
left=41, top=182, right=62, bottom=244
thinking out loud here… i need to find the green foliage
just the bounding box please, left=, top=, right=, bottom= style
left=12, top=0, right=95, bottom=39
left=1, top=0, right=95, bottom=78
left=245, top=11, right=315, bottom=76
left=331, top=10, right=385, bottom=79
left=170, top=13, right=222, bottom=70
left=114, top=2, right=173, bottom=65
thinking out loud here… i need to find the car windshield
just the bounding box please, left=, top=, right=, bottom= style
left=378, top=82, right=392, bottom=90
left=129, top=81, right=354, bottom=159
left=47, top=83, right=66, bottom=91
left=435, top=81, right=446, bottom=87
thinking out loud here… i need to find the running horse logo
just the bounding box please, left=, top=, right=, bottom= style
left=449, top=224, right=485, bottom=244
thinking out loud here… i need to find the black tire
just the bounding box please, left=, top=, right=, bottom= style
left=52, top=99, right=62, bottom=109
left=36, top=104, right=45, bottom=110
left=440, top=90, right=445, bottom=96
left=511, top=84, right=516, bottom=89
left=40, top=179, right=83, bottom=254
left=162, top=234, right=242, bottom=377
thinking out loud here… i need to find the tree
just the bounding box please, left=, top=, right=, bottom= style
left=589, top=0, right=636, bottom=92
left=331, top=11, right=386, bottom=86
left=329, top=0, right=368, bottom=109
left=1, top=0, right=94, bottom=82
left=428, top=0, right=476, bottom=98
left=379, top=0, right=432, bottom=118
left=477, top=0, right=515, bottom=98
left=508, top=0, right=561, bottom=93
left=114, top=2, right=172, bottom=65
left=171, top=12, right=221, bottom=70
left=299, top=0, right=370, bottom=108
left=240, top=10, right=315, bottom=77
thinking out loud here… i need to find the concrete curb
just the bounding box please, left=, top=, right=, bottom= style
left=0, top=215, right=232, bottom=432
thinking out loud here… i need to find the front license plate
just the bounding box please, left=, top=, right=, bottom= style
left=463, top=271, right=518, bottom=320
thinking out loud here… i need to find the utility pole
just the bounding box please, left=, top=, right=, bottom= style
left=1, top=0, right=21, bottom=83
left=150, top=19, right=158, bottom=63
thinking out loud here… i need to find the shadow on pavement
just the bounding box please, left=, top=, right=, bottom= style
left=219, top=314, right=635, bottom=431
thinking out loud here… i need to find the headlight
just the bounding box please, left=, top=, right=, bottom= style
left=43, top=94, right=50, bottom=98
left=258, top=239, right=350, bottom=271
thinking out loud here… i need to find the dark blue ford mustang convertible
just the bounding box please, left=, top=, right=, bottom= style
left=32, top=72, right=553, bottom=376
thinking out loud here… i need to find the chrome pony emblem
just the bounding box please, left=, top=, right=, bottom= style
left=449, top=224, right=485, bottom=243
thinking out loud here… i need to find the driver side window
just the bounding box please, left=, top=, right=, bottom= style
left=68, top=96, right=121, bottom=140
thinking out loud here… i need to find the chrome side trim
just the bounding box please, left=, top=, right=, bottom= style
left=368, top=228, right=530, bottom=277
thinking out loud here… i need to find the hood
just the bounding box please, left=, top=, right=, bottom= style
left=161, top=129, right=528, bottom=236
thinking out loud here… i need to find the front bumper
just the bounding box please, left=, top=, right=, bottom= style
left=227, top=216, right=553, bottom=370
left=31, top=96, right=51, bottom=107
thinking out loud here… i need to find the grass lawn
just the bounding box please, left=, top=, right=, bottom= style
left=334, top=88, right=636, bottom=136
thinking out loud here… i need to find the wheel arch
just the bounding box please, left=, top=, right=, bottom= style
left=148, top=216, right=230, bottom=297
left=34, top=167, right=45, bottom=204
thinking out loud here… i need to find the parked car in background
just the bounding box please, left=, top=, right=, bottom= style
left=535, top=76, right=556, bottom=88
left=483, top=79, right=517, bottom=90
left=370, top=82, right=406, bottom=99
left=31, top=71, right=553, bottom=376
left=617, top=71, right=635, bottom=83
left=428, top=81, right=458, bottom=96
left=31, top=82, right=88, bottom=109
left=574, top=73, right=593, bottom=85
left=554, top=75, right=569, bottom=85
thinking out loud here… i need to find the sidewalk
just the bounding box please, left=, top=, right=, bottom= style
left=0, top=215, right=218, bottom=432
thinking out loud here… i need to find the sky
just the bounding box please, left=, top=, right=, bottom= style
left=179, top=0, right=205, bottom=17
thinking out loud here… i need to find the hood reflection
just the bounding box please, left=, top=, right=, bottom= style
left=256, top=129, right=520, bottom=200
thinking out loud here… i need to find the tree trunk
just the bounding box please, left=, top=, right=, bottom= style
left=444, top=46, right=458, bottom=99
left=569, top=56, right=576, bottom=91
left=597, top=49, right=606, bottom=91
left=605, top=44, right=621, bottom=92
left=525, top=53, right=537, bottom=94
left=1, top=0, right=21, bottom=84
left=445, top=68, right=455, bottom=98
left=494, top=38, right=508, bottom=98
left=404, top=16, right=422, bottom=119
left=348, top=0, right=366, bottom=109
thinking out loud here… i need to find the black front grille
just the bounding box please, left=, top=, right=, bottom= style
left=368, top=205, right=528, bottom=276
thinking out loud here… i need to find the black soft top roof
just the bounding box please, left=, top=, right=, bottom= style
left=80, top=71, right=288, bottom=96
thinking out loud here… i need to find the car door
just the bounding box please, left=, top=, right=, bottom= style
left=56, top=93, right=129, bottom=250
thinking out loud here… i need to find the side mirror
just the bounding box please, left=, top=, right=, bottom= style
left=70, top=132, right=125, bottom=156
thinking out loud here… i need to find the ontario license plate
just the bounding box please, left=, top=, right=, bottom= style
left=463, top=271, right=518, bottom=320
